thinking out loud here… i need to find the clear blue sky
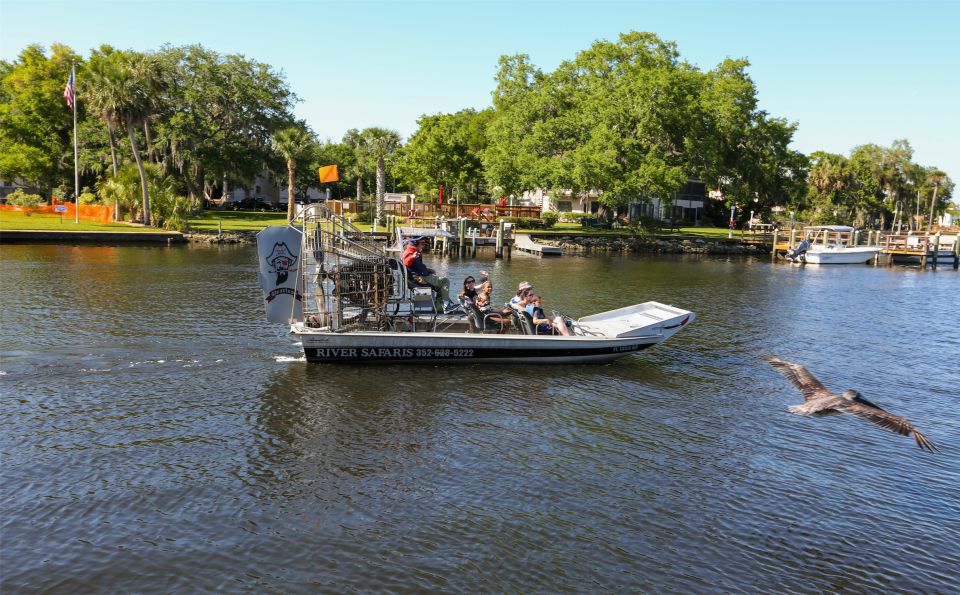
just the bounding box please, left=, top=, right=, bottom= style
left=2, top=0, right=958, bottom=186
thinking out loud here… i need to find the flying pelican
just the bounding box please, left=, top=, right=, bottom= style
left=764, top=356, right=939, bottom=452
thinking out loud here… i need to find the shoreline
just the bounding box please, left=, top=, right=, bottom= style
left=1, top=228, right=770, bottom=254
left=0, top=229, right=188, bottom=244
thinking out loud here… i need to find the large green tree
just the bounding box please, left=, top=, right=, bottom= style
left=0, top=44, right=80, bottom=196
left=149, top=45, right=296, bottom=204
left=394, top=108, right=492, bottom=202
left=484, top=32, right=805, bottom=217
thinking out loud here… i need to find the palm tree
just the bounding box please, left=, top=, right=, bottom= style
left=85, top=55, right=122, bottom=178
left=342, top=128, right=366, bottom=202
left=272, top=124, right=315, bottom=221
left=92, top=52, right=153, bottom=225
left=117, top=68, right=152, bottom=224
left=361, top=127, right=401, bottom=224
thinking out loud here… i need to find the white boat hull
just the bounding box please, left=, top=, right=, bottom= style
left=292, top=302, right=694, bottom=364
left=799, top=246, right=880, bottom=264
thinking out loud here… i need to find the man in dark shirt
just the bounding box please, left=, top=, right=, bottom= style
left=402, top=237, right=452, bottom=312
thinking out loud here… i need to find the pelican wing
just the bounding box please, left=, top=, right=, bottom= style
left=764, top=356, right=832, bottom=401
left=835, top=401, right=940, bottom=453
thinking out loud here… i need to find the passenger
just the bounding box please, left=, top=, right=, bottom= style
left=459, top=276, right=478, bottom=305
left=478, top=277, right=513, bottom=317
left=475, top=291, right=511, bottom=333
left=510, top=281, right=533, bottom=309
left=526, top=294, right=571, bottom=336
left=402, top=236, right=453, bottom=312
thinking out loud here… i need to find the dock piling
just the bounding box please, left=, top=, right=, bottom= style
left=496, top=219, right=505, bottom=259
left=954, top=234, right=960, bottom=269
left=932, top=233, right=941, bottom=269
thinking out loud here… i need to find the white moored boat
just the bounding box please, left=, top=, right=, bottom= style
left=257, top=206, right=695, bottom=364
left=785, top=225, right=880, bottom=264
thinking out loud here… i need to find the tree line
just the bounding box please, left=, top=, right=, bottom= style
left=1, top=34, right=953, bottom=230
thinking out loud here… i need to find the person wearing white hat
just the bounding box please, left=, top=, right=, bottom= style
left=509, top=281, right=533, bottom=310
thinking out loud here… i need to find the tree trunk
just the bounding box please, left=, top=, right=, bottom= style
left=127, top=119, right=150, bottom=226
left=926, top=183, right=939, bottom=232
left=143, top=120, right=156, bottom=164
left=375, top=157, right=386, bottom=224
left=106, top=120, right=119, bottom=177
left=355, top=176, right=362, bottom=202
left=105, top=119, right=120, bottom=221
left=287, top=158, right=297, bottom=222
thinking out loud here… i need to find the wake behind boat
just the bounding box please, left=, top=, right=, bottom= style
left=257, top=205, right=694, bottom=364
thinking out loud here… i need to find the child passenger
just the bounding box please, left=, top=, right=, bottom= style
left=476, top=292, right=511, bottom=333
left=526, top=295, right=571, bottom=336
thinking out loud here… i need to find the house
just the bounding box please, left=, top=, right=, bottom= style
left=225, top=171, right=281, bottom=204
left=0, top=178, right=40, bottom=200
left=522, top=179, right=706, bottom=223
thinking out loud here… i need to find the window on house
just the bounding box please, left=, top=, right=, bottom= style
left=557, top=200, right=572, bottom=212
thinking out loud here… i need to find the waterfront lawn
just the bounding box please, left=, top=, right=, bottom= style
left=188, top=210, right=289, bottom=232
left=0, top=209, right=165, bottom=232
left=183, top=211, right=751, bottom=240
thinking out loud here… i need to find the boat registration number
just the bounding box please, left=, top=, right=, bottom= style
left=311, top=347, right=475, bottom=359
left=415, top=348, right=474, bottom=358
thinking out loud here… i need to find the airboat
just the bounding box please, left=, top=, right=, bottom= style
left=257, top=205, right=695, bottom=364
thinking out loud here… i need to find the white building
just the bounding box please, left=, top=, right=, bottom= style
left=521, top=180, right=706, bottom=223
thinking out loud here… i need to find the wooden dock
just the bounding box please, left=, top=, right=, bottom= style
left=514, top=233, right=562, bottom=256
left=393, top=218, right=515, bottom=258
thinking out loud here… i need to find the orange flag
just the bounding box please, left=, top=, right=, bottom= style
left=318, top=164, right=339, bottom=183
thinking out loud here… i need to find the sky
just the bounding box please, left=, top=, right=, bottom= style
left=2, top=0, right=958, bottom=186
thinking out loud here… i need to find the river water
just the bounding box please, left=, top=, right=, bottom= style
left=2, top=244, right=958, bottom=592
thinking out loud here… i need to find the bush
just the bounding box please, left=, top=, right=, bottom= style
left=558, top=212, right=590, bottom=223
left=78, top=187, right=100, bottom=205
left=501, top=216, right=546, bottom=229
left=353, top=210, right=374, bottom=223
left=5, top=189, right=45, bottom=207
left=540, top=211, right=559, bottom=228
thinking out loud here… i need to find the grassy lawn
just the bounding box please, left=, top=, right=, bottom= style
left=188, top=210, right=289, bottom=232
left=183, top=211, right=765, bottom=241
left=0, top=209, right=168, bottom=232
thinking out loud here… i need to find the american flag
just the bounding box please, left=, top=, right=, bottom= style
left=63, top=70, right=74, bottom=109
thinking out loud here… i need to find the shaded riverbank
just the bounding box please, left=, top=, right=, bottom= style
left=536, top=234, right=768, bottom=255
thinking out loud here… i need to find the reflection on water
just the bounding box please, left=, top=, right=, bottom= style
left=1, top=245, right=958, bottom=592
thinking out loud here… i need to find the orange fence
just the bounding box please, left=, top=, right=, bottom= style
left=2, top=203, right=115, bottom=224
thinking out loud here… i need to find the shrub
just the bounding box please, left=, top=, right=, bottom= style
left=501, top=216, right=545, bottom=229
left=540, top=211, right=559, bottom=228
left=78, top=187, right=100, bottom=205
left=353, top=210, right=374, bottom=223
left=558, top=212, right=590, bottom=223
left=5, top=189, right=45, bottom=207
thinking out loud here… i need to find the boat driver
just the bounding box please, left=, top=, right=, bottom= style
left=403, top=236, right=454, bottom=312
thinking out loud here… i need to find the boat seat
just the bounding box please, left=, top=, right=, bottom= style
left=510, top=308, right=537, bottom=335
left=464, top=299, right=506, bottom=334
left=520, top=309, right=557, bottom=335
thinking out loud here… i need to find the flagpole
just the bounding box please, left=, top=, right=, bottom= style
left=71, top=63, right=79, bottom=224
